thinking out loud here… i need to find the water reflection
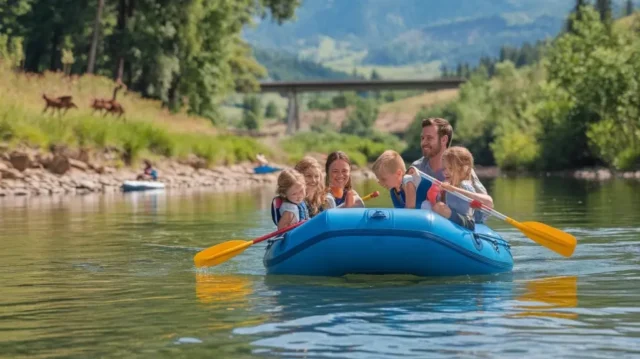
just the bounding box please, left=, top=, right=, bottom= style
left=514, top=276, right=578, bottom=319
left=232, top=275, right=579, bottom=358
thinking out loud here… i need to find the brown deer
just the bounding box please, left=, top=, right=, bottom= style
left=92, top=84, right=125, bottom=118
left=42, top=94, right=78, bottom=116
left=104, top=84, right=125, bottom=118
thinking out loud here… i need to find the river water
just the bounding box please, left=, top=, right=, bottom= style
left=1, top=177, right=640, bottom=358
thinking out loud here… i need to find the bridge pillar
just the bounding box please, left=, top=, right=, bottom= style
left=285, top=90, right=299, bottom=135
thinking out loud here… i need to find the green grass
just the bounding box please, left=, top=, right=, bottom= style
left=0, top=63, right=269, bottom=166
left=281, top=131, right=406, bottom=168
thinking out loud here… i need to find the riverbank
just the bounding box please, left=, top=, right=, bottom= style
left=0, top=147, right=376, bottom=197
left=479, top=166, right=640, bottom=181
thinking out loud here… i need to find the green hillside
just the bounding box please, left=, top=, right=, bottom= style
left=244, top=0, right=637, bottom=73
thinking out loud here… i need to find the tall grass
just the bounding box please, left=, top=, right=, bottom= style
left=0, top=64, right=268, bottom=165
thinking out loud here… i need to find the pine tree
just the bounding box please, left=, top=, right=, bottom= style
left=596, top=0, right=612, bottom=25
left=567, top=0, right=590, bottom=33
left=626, top=0, right=634, bottom=16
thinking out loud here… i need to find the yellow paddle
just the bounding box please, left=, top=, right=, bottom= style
left=194, top=191, right=380, bottom=268
left=423, top=173, right=577, bottom=257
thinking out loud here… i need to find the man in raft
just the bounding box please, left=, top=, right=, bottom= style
left=410, top=117, right=493, bottom=222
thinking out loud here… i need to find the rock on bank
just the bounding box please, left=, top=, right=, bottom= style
left=0, top=147, right=376, bottom=197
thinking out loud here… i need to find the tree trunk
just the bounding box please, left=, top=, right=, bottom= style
left=115, top=0, right=127, bottom=82
left=87, top=0, right=105, bottom=74
left=49, top=27, right=61, bottom=71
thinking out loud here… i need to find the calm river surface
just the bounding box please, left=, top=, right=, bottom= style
left=1, top=177, right=640, bottom=358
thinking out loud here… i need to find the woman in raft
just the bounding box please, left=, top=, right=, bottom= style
left=324, top=151, right=365, bottom=208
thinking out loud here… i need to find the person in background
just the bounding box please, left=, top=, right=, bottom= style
left=136, top=160, right=158, bottom=181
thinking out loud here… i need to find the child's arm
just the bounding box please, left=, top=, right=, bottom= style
left=441, top=182, right=492, bottom=207
left=404, top=181, right=417, bottom=208
left=344, top=190, right=355, bottom=208
left=277, top=211, right=296, bottom=230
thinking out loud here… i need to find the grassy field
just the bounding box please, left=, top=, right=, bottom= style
left=0, top=64, right=268, bottom=166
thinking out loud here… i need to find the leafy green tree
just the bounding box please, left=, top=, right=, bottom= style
left=242, top=95, right=263, bottom=130
left=340, top=98, right=378, bottom=137
left=265, top=100, right=279, bottom=118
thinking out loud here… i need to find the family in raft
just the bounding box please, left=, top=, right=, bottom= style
left=271, top=118, right=495, bottom=231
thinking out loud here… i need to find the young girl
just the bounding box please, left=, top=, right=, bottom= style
left=294, top=156, right=326, bottom=217
left=432, top=146, right=485, bottom=231
left=272, top=169, right=310, bottom=230
left=324, top=151, right=365, bottom=208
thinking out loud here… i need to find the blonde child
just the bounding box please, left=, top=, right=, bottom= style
left=271, top=169, right=310, bottom=230
left=294, top=156, right=326, bottom=217
left=431, top=146, right=484, bottom=230
left=372, top=150, right=438, bottom=209
left=324, top=151, right=365, bottom=208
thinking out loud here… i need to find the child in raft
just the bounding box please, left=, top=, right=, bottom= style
left=372, top=148, right=482, bottom=230
left=294, top=156, right=327, bottom=218
left=372, top=150, right=435, bottom=210
left=324, top=151, right=365, bottom=208
left=271, top=169, right=310, bottom=230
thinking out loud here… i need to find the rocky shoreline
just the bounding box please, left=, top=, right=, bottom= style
left=2, top=146, right=638, bottom=198
left=0, top=147, right=377, bottom=197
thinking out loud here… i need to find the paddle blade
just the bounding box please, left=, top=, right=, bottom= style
left=507, top=219, right=577, bottom=257
left=194, top=240, right=252, bottom=268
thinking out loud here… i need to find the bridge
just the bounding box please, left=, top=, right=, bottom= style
left=257, top=78, right=466, bottom=134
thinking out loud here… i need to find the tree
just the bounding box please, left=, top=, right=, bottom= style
left=626, top=0, right=635, bottom=16
left=595, top=0, right=612, bottom=25
left=370, top=69, right=381, bottom=80
left=548, top=6, right=640, bottom=169
left=265, top=100, right=279, bottom=118
left=242, top=95, right=263, bottom=130
left=566, top=0, right=589, bottom=33
left=86, top=0, right=105, bottom=74
left=340, top=98, right=378, bottom=137
left=6, top=0, right=302, bottom=120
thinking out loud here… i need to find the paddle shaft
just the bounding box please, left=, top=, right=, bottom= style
left=254, top=220, right=307, bottom=245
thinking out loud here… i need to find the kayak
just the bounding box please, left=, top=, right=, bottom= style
left=263, top=208, right=513, bottom=277
left=121, top=180, right=165, bottom=192
left=254, top=165, right=281, bottom=174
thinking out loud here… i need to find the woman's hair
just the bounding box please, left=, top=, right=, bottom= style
left=276, top=169, right=305, bottom=198
left=325, top=151, right=352, bottom=191
left=442, top=146, right=474, bottom=182
left=294, top=156, right=326, bottom=216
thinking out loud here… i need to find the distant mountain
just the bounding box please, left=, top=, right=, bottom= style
left=253, top=47, right=357, bottom=81
left=243, top=0, right=631, bottom=73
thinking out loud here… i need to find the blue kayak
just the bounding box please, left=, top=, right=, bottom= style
left=254, top=165, right=281, bottom=174
left=264, top=208, right=513, bottom=277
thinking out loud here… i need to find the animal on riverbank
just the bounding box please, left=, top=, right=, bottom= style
left=42, top=94, right=78, bottom=116
left=92, top=84, right=125, bottom=119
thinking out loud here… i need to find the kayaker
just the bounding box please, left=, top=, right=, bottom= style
left=372, top=149, right=437, bottom=209
left=411, top=117, right=493, bottom=222
left=294, top=156, right=327, bottom=218
left=256, top=153, right=269, bottom=166
left=324, top=151, right=365, bottom=209
left=431, top=146, right=482, bottom=230
left=136, top=160, right=158, bottom=181
left=271, top=169, right=310, bottom=230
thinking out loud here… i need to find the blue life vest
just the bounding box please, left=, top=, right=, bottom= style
left=390, top=169, right=435, bottom=209
left=327, top=190, right=348, bottom=207
left=270, top=197, right=310, bottom=226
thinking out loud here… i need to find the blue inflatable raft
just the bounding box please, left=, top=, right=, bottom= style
left=254, top=165, right=281, bottom=174
left=121, top=180, right=165, bottom=192
left=264, top=208, right=513, bottom=277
